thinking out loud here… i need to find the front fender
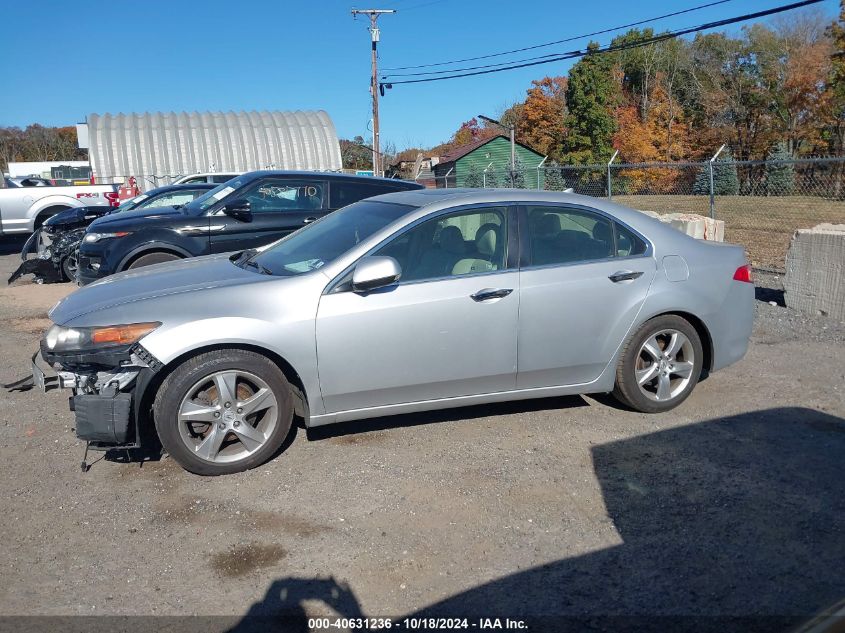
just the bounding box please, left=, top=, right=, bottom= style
left=139, top=317, right=323, bottom=415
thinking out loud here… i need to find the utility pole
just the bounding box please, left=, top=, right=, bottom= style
left=351, top=8, right=395, bottom=177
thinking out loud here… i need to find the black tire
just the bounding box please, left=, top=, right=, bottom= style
left=612, top=314, right=703, bottom=413
left=127, top=251, right=181, bottom=270
left=153, top=350, right=293, bottom=475
left=61, top=254, right=77, bottom=282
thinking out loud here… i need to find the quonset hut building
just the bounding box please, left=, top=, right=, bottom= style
left=78, top=110, right=342, bottom=189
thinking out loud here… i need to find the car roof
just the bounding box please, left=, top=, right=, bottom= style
left=241, top=170, right=421, bottom=187
left=366, top=187, right=676, bottom=233
left=148, top=183, right=217, bottom=194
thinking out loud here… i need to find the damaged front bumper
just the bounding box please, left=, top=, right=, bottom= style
left=32, top=343, right=163, bottom=448
left=8, top=228, right=83, bottom=285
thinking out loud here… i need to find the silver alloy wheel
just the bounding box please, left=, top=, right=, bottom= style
left=177, top=370, right=278, bottom=464
left=635, top=329, right=696, bottom=402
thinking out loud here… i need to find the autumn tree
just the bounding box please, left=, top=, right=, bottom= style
left=826, top=1, right=845, bottom=152
left=339, top=136, right=371, bottom=170
left=516, top=76, right=567, bottom=159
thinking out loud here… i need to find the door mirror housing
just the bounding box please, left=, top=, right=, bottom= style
left=352, top=256, right=402, bottom=293
left=223, top=199, right=252, bottom=221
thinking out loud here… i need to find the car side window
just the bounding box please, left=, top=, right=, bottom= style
left=372, top=207, right=508, bottom=283
left=615, top=222, right=647, bottom=257
left=330, top=181, right=395, bottom=208
left=238, top=178, right=326, bottom=214
left=526, top=206, right=616, bottom=267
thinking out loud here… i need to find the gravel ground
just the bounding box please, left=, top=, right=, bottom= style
left=0, top=236, right=843, bottom=631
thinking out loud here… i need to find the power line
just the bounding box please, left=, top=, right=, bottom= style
left=381, top=0, right=825, bottom=86
left=381, top=0, right=736, bottom=72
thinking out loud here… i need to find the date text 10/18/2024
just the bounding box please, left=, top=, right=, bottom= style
left=307, top=618, right=529, bottom=630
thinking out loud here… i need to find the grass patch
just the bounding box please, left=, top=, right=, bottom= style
left=614, top=194, right=845, bottom=269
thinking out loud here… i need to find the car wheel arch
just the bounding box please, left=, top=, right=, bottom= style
left=634, top=310, right=714, bottom=376
left=118, top=243, right=192, bottom=272
left=139, top=343, right=311, bottom=435
left=35, top=205, right=74, bottom=229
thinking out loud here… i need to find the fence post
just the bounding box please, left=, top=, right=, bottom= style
left=708, top=144, right=726, bottom=219
left=607, top=150, right=619, bottom=199
left=482, top=162, right=494, bottom=188
left=536, top=155, right=548, bottom=190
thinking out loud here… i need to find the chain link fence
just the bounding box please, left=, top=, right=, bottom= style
left=418, top=157, right=845, bottom=271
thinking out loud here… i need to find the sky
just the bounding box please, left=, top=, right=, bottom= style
left=0, top=0, right=838, bottom=150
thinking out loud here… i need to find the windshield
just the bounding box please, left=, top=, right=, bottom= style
left=186, top=176, right=247, bottom=211
left=114, top=193, right=148, bottom=212
left=244, top=200, right=416, bottom=276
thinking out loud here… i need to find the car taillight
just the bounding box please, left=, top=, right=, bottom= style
left=733, top=264, right=753, bottom=283
left=104, top=191, right=120, bottom=208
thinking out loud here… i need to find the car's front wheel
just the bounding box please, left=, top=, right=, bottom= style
left=612, top=314, right=703, bottom=413
left=153, top=350, right=294, bottom=475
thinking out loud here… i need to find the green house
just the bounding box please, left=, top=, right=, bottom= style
left=433, top=135, right=545, bottom=188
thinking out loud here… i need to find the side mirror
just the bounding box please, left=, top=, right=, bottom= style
left=352, top=256, right=402, bottom=293
left=223, top=199, right=252, bottom=221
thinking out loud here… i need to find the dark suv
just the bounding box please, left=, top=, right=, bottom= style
left=77, top=171, right=423, bottom=285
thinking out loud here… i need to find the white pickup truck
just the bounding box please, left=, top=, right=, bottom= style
left=0, top=178, right=120, bottom=235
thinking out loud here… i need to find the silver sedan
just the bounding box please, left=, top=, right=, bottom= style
left=38, top=189, right=754, bottom=475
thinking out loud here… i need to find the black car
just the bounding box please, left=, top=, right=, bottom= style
left=9, top=183, right=216, bottom=284
left=77, top=171, right=424, bottom=285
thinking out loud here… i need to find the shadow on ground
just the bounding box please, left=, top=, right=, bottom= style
left=0, top=235, right=27, bottom=257
left=230, top=407, right=845, bottom=633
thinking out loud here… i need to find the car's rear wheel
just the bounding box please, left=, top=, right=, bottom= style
left=612, top=315, right=703, bottom=413
left=127, top=251, right=181, bottom=270
left=153, top=350, right=293, bottom=475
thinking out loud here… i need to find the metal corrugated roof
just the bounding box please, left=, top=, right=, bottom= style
left=87, top=110, right=342, bottom=188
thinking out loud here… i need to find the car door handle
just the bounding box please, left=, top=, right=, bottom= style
left=303, top=217, right=318, bottom=224
left=471, top=288, right=513, bottom=302
left=608, top=270, right=644, bottom=283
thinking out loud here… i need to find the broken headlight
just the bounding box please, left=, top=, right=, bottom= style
left=44, top=322, right=161, bottom=353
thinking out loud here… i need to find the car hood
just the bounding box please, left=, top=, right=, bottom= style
left=45, top=205, right=112, bottom=230
left=49, top=253, right=269, bottom=324
left=88, top=204, right=189, bottom=229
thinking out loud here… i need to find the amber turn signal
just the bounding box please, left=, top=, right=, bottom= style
left=90, top=322, right=160, bottom=346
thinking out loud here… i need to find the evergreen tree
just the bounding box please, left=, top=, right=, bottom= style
left=464, top=162, right=483, bottom=188
left=545, top=160, right=565, bottom=191
left=563, top=42, right=619, bottom=164
left=693, top=149, right=739, bottom=195
left=484, top=167, right=499, bottom=188
left=764, top=142, right=795, bottom=195
left=510, top=157, right=527, bottom=188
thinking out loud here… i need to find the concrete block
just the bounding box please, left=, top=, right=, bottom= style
left=784, top=223, right=845, bottom=320
left=635, top=210, right=725, bottom=241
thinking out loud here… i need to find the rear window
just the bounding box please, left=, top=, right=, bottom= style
left=615, top=223, right=647, bottom=257
left=329, top=181, right=401, bottom=209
